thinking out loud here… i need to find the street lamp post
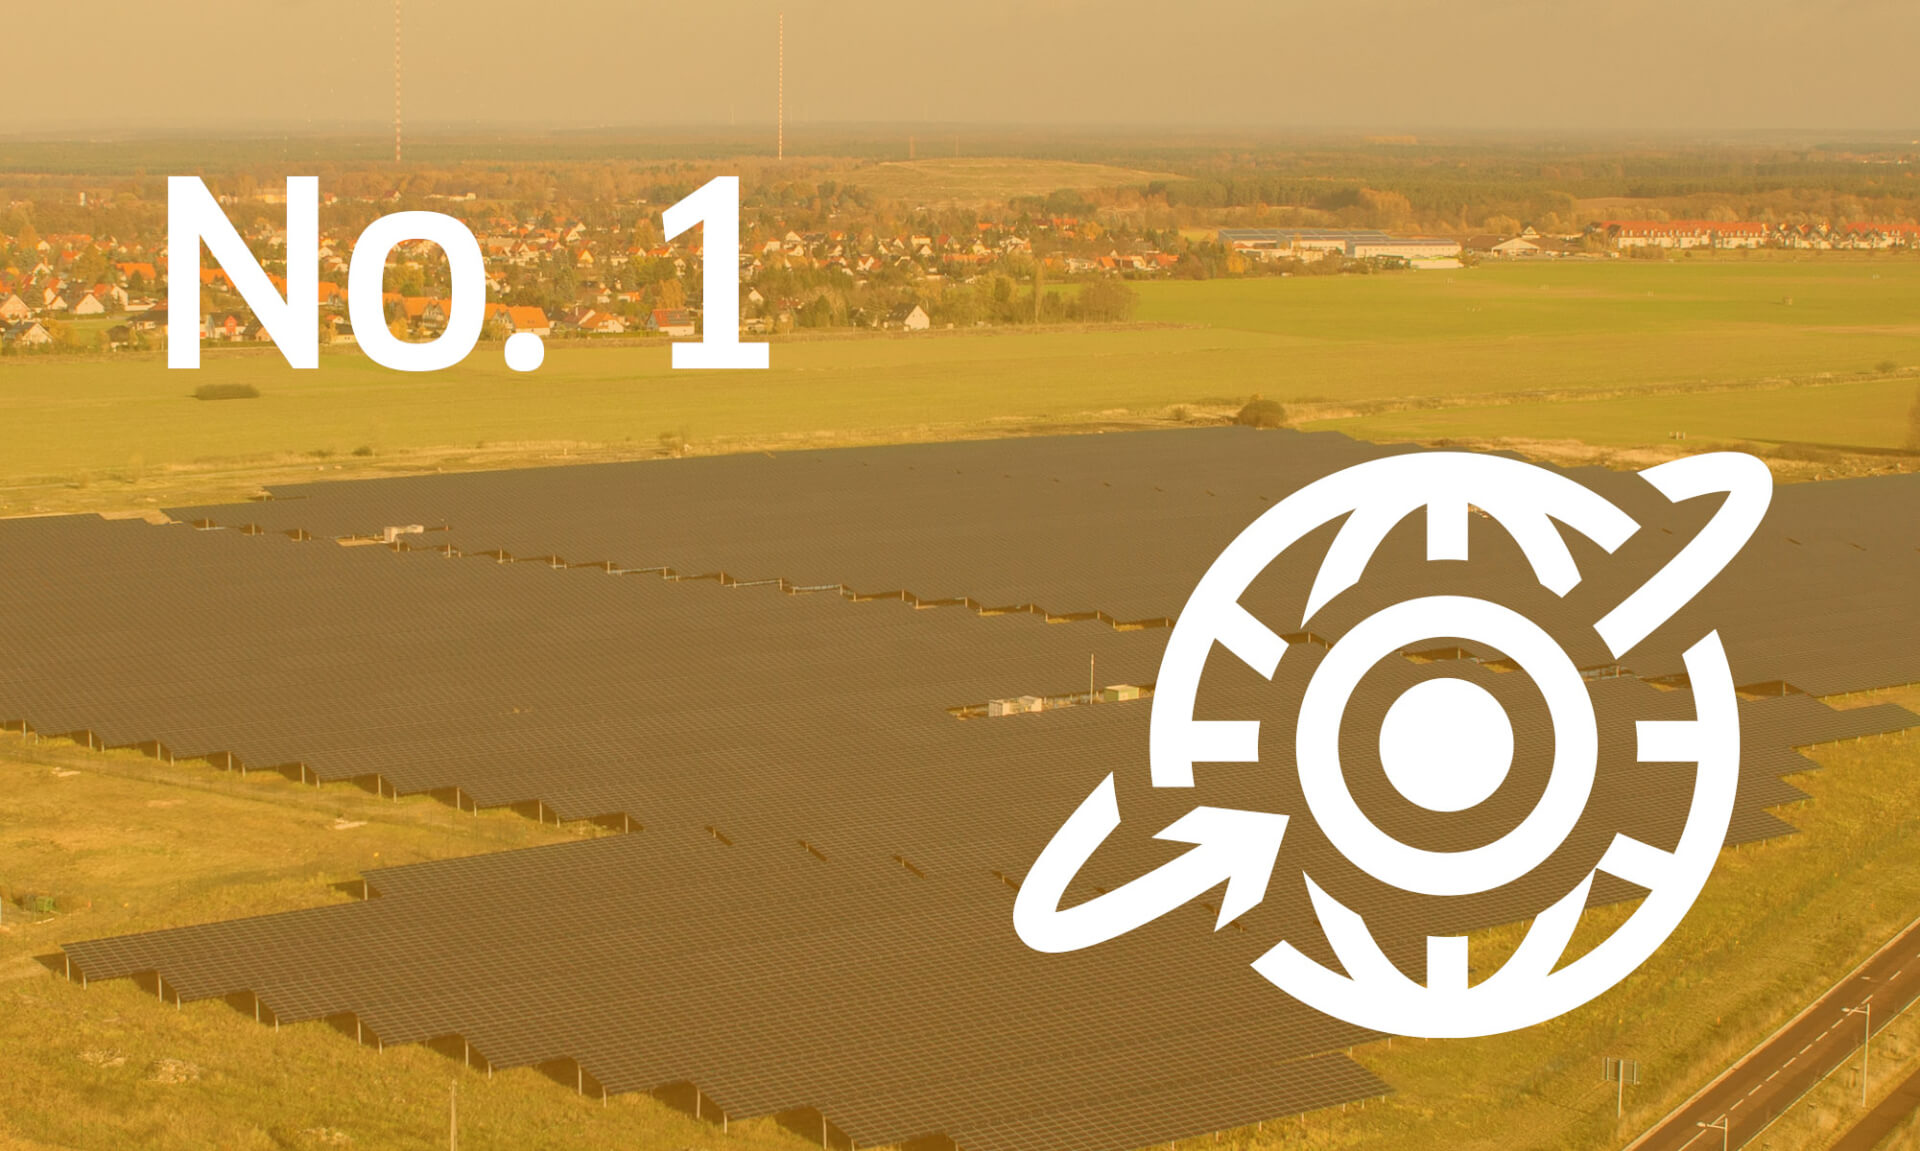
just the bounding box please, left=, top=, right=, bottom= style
left=1844, top=999, right=1873, bottom=1108
left=1696, top=1114, right=1729, bottom=1151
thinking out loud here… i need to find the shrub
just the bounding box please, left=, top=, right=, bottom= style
left=192, top=382, right=259, bottom=401
left=1235, top=395, right=1288, bottom=429
left=1078, top=277, right=1137, bottom=323
left=352, top=445, right=374, bottom=458
left=1877, top=359, right=1899, bottom=375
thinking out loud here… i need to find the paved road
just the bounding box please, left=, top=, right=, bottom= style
left=1626, top=916, right=1920, bottom=1151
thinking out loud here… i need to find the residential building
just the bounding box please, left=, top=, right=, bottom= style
left=648, top=308, right=696, bottom=337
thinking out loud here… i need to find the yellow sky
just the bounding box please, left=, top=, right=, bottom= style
left=8, top=0, right=1919, bottom=134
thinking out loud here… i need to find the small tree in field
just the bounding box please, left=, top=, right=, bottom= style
left=1907, top=382, right=1920, bottom=450
left=1078, top=277, right=1136, bottom=323
left=1235, top=394, right=1288, bottom=429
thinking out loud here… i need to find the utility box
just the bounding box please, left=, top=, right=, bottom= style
left=1101, top=685, right=1141, bottom=703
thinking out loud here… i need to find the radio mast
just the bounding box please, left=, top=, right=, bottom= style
left=777, top=13, right=784, bottom=160
left=393, top=0, right=404, bottom=164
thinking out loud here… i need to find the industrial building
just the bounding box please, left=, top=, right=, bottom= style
left=1217, top=228, right=1464, bottom=267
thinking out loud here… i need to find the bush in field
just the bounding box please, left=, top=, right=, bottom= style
left=1235, top=394, right=1288, bottom=429
left=192, top=383, right=259, bottom=401
left=1077, top=277, right=1137, bottom=323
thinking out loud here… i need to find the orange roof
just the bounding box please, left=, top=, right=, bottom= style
left=393, top=297, right=452, bottom=320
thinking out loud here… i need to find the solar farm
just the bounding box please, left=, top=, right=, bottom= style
left=7, top=427, right=1917, bottom=1151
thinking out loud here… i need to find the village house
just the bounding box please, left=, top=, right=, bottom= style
left=202, top=314, right=245, bottom=342
left=564, top=308, right=627, bottom=335
left=884, top=304, right=931, bottom=332
left=383, top=295, right=454, bottom=335
left=482, top=303, right=553, bottom=338
left=505, top=304, right=551, bottom=337
left=1837, top=222, right=1920, bottom=250
left=648, top=308, right=696, bottom=337
left=62, top=289, right=107, bottom=316
left=3, top=321, right=54, bottom=348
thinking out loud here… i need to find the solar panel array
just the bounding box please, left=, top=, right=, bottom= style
left=31, top=428, right=1920, bottom=1151
left=170, top=429, right=1398, bottom=626
left=0, top=516, right=1165, bottom=845
left=170, top=428, right=1920, bottom=695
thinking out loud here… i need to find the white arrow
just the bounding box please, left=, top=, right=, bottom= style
left=1013, top=774, right=1291, bottom=954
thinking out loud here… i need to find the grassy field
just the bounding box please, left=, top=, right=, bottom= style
left=1308, top=375, right=1920, bottom=453
left=831, top=157, right=1183, bottom=203
left=1144, top=256, right=1920, bottom=452
left=2, top=256, right=1917, bottom=517
left=0, top=325, right=1280, bottom=516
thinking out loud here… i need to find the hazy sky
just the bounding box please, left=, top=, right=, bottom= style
left=9, top=0, right=1918, bottom=135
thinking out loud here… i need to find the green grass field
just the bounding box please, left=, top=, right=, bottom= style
left=1140, top=257, right=1920, bottom=433
left=0, top=255, right=1913, bottom=519
left=1309, top=375, right=1920, bottom=453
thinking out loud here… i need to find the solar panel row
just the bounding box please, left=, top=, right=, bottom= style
left=169, top=428, right=1920, bottom=698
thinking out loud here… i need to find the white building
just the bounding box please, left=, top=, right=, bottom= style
left=3, top=321, right=53, bottom=348
left=885, top=304, right=931, bottom=332
left=1348, top=237, right=1463, bottom=268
